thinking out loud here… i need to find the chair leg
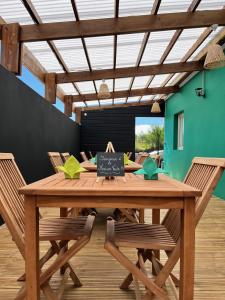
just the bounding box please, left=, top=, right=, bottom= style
left=42, top=282, right=58, bottom=300
left=105, top=241, right=169, bottom=300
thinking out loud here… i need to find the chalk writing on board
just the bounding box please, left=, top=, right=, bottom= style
left=97, top=152, right=124, bottom=177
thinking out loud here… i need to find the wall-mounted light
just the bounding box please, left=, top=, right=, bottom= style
left=195, top=71, right=205, bottom=98
left=98, top=79, right=111, bottom=99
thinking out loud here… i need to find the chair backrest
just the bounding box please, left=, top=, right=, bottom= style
left=48, top=152, right=64, bottom=173
left=162, top=157, right=225, bottom=243
left=128, top=152, right=132, bottom=159
left=61, top=152, right=70, bottom=162
left=135, top=153, right=148, bottom=165
left=0, top=153, right=25, bottom=257
left=80, top=151, right=88, bottom=162
left=88, top=151, right=93, bottom=158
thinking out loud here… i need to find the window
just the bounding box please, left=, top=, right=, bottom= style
left=174, top=112, right=184, bottom=150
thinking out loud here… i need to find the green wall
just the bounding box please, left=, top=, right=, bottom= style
left=164, top=66, right=225, bottom=199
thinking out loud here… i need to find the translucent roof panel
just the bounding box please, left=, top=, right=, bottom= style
left=115, top=78, right=132, bottom=91
left=76, top=0, right=114, bottom=20
left=140, top=95, right=153, bottom=101
left=53, top=39, right=89, bottom=71
left=198, top=0, right=225, bottom=10
left=73, top=102, right=86, bottom=108
left=76, top=81, right=96, bottom=94
left=100, top=99, right=113, bottom=106
left=84, top=36, right=113, bottom=70
left=114, top=98, right=126, bottom=104
left=86, top=101, right=99, bottom=107
left=31, top=0, right=74, bottom=23
left=132, top=76, right=151, bottom=89
left=117, top=34, right=144, bottom=68
left=159, top=1, right=191, bottom=13
left=140, top=31, right=176, bottom=65
left=58, top=83, right=78, bottom=95
left=149, top=74, right=169, bottom=87
left=0, top=1, right=34, bottom=24
left=119, top=0, right=154, bottom=16
left=25, top=42, right=64, bottom=72
left=164, top=28, right=206, bottom=63
left=127, top=97, right=140, bottom=103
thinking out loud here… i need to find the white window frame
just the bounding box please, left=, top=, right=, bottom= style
left=177, top=112, right=184, bottom=150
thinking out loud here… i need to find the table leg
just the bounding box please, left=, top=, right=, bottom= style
left=180, top=197, right=195, bottom=300
left=25, top=195, right=40, bottom=300
left=152, top=209, right=160, bottom=275
left=60, top=207, right=68, bottom=274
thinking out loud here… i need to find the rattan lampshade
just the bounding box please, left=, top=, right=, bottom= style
left=151, top=101, right=161, bottom=113
left=204, top=44, right=225, bottom=69
left=98, top=80, right=111, bottom=99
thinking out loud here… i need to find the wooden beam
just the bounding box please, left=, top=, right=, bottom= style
left=64, top=95, right=73, bottom=117
left=19, top=10, right=225, bottom=42
left=71, top=86, right=179, bottom=102
left=56, top=61, right=203, bottom=83
left=45, top=73, right=56, bottom=104
left=75, top=109, right=81, bottom=125
left=1, top=23, right=22, bottom=75
left=0, top=16, right=66, bottom=103
left=74, top=99, right=164, bottom=112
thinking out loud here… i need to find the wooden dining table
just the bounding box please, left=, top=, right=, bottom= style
left=80, top=160, right=142, bottom=172
left=19, top=172, right=201, bottom=300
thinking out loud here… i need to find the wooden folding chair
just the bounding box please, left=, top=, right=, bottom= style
left=135, top=153, right=149, bottom=165
left=48, top=152, right=64, bottom=173
left=0, top=153, right=96, bottom=300
left=61, top=152, right=70, bottom=162
left=80, top=151, right=88, bottom=162
left=105, top=157, right=225, bottom=299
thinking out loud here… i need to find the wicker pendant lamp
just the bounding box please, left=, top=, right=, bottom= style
left=204, top=44, right=225, bottom=69
left=98, top=79, right=111, bottom=99
left=151, top=101, right=161, bottom=113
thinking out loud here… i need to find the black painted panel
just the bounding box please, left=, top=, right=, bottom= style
left=80, top=104, right=164, bottom=160
left=0, top=65, right=80, bottom=224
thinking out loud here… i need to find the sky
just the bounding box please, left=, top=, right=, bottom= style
left=135, top=117, right=164, bottom=135
left=18, top=66, right=75, bottom=121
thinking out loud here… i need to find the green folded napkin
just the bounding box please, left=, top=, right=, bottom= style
left=124, top=153, right=133, bottom=165
left=57, top=155, right=87, bottom=179
left=90, top=156, right=97, bottom=164
left=134, top=157, right=167, bottom=180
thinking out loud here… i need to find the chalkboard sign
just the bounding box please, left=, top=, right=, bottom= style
left=97, top=152, right=124, bottom=177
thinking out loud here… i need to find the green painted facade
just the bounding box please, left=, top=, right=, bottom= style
left=164, top=66, right=225, bottom=199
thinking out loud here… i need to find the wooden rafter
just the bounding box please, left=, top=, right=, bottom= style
left=112, top=0, right=120, bottom=105
left=70, top=86, right=179, bottom=102
left=74, top=99, right=164, bottom=112
left=125, top=0, right=161, bottom=103
left=70, top=0, right=97, bottom=107
left=56, top=61, right=204, bottom=83
left=138, top=0, right=202, bottom=102
left=3, top=9, right=224, bottom=42
left=20, top=0, right=82, bottom=100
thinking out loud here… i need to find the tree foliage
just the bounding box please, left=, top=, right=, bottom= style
left=135, top=126, right=164, bottom=152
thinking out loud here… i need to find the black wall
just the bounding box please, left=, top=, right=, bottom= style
left=80, top=104, right=164, bottom=159
left=0, top=65, right=80, bottom=224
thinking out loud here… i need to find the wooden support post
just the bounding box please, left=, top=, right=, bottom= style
left=1, top=23, right=22, bottom=75
left=64, top=95, right=73, bottom=117
left=45, top=73, right=56, bottom=104
left=76, top=109, right=81, bottom=125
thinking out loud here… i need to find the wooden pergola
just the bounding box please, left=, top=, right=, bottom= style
left=0, top=0, right=225, bottom=121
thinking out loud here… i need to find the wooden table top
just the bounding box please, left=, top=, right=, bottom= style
left=80, top=160, right=142, bottom=172
left=19, top=173, right=201, bottom=198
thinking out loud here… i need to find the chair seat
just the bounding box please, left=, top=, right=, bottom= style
left=111, top=222, right=176, bottom=250
left=39, top=215, right=94, bottom=241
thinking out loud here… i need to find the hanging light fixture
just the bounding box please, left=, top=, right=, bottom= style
left=98, top=79, right=111, bottom=99
left=204, top=44, right=225, bottom=69
left=151, top=101, right=161, bottom=113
